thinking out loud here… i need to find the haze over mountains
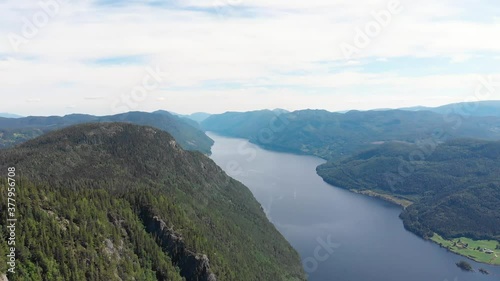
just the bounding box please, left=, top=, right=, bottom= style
left=168, top=112, right=212, bottom=123
left=0, top=113, right=23, bottom=119
left=400, top=100, right=500, bottom=117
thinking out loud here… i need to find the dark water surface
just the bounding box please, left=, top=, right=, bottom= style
left=208, top=132, right=500, bottom=281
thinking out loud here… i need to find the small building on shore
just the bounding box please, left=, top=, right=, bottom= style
left=484, top=249, right=494, bottom=254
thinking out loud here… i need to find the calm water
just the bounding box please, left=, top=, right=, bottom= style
left=207, top=132, right=500, bottom=281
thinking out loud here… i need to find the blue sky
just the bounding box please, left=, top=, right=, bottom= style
left=0, top=0, right=499, bottom=116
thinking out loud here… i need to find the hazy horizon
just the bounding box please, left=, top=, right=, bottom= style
left=0, top=98, right=498, bottom=118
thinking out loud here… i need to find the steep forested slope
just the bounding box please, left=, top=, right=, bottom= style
left=0, top=123, right=305, bottom=281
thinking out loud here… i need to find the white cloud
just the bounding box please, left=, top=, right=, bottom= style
left=84, top=96, right=105, bottom=100
left=0, top=0, right=499, bottom=115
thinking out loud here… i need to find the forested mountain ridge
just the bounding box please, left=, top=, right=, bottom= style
left=0, top=111, right=213, bottom=154
left=202, top=109, right=500, bottom=160
left=0, top=123, right=306, bottom=281
left=316, top=139, right=500, bottom=241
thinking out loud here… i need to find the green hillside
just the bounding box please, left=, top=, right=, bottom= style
left=316, top=139, right=500, bottom=242
left=0, top=123, right=305, bottom=281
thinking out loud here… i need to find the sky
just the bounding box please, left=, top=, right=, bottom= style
left=1, top=0, right=500, bottom=116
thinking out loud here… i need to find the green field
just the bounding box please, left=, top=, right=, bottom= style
left=431, top=234, right=500, bottom=265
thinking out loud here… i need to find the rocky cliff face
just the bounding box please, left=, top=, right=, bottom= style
left=141, top=209, right=217, bottom=281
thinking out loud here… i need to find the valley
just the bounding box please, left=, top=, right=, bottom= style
left=208, top=132, right=500, bottom=281
left=3, top=1, right=499, bottom=279
left=202, top=106, right=500, bottom=268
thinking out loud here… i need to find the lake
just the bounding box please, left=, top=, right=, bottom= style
left=207, top=132, right=500, bottom=281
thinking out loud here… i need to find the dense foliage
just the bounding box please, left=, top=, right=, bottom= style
left=0, top=111, right=213, bottom=154
left=0, top=128, right=44, bottom=149
left=456, top=261, right=473, bottom=272
left=0, top=180, right=184, bottom=281
left=0, top=123, right=305, bottom=281
left=316, top=139, right=500, bottom=241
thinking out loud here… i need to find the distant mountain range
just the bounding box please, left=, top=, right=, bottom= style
left=400, top=100, right=500, bottom=117
left=0, top=123, right=306, bottom=280
left=202, top=108, right=500, bottom=159
left=168, top=109, right=289, bottom=124
left=0, top=113, right=23, bottom=118
left=0, top=111, right=213, bottom=154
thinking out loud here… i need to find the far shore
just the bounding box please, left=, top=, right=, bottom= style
left=349, top=189, right=413, bottom=208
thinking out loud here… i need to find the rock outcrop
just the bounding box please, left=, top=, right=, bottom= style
left=141, top=209, right=216, bottom=281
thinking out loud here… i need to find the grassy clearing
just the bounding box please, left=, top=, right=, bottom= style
left=351, top=189, right=414, bottom=208
left=431, top=234, right=500, bottom=265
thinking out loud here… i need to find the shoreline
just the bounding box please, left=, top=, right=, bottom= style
left=431, top=234, right=500, bottom=266
left=441, top=246, right=500, bottom=267
left=349, top=189, right=500, bottom=266
left=349, top=189, right=413, bottom=208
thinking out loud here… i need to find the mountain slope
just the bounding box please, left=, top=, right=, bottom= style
left=316, top=139, right=500, bottom=241
left=0, top=111, right=213, bottom=154
left=0, top=123, right=305, bottom=281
